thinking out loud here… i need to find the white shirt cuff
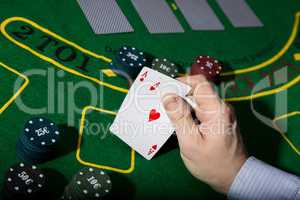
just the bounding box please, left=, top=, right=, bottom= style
left=228, top=157, right=300, bottom=200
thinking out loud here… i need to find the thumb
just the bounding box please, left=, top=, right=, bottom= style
left=162, top=94, right=201, bottom=146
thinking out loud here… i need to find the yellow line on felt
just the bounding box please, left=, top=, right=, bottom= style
left=294, top=53, right=300, bottom=61
left=0, top=17, right=133, bottom=173
left=225, top=73, right=300, bottom=102
left=1, top=14, right=300, bottom=158
left=224, top=12, right=300, bottom=101
left=0, top=62, right=29, bottom=114
left=273, top=112, right=300, bottom=157
left=0, top=16, right=128, bottom=94
left=1, top=16, right=300, bottom=102
left=222, top=12, right=300, bottom=76
left=171, top=3, right=178, bottom=10
left=101, top=69, right=117, bottom=77
left=76, top=106, right=135, bottom=174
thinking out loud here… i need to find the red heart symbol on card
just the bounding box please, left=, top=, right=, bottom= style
left=148, top=144, right=158, bottom=155
left=149, top=82, right=160, bottom=91
left=140, top=77, right=144, bottom=82
left=148, top=109, right=160, bottom=122
left=152, top=145, right=157, bottom=150
left=149, top=86, right=156, bottom=91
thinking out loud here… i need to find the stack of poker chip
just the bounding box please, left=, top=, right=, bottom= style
left=16, top=117, right=61, bottom=164
left=109, top=46, right=149, bottom=80
left=151, top=58, right=178, bottom=78
left=62, top=167, right=112, bottom=199
left=190, top=55, right=223, bottom=81
left=3, top=163, right=46, bottom=200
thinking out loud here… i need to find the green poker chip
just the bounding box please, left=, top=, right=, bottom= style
left=151, top=58, right=178, bottom=78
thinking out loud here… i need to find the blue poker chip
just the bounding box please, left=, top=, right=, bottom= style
left=17, top=136, right=54, bottom=163
left=23, top=117, right=60, bottom=147
left=16, top=117, right=61, bottom=164
left=19, top=135, right=49, bottom=153
left=115, top=46, right=148, bottom=69
left=16, top=140, right=41, bottom=164
left=109, top=59, right=141, bottom=81
left=110, top=45, right=152, bottom=80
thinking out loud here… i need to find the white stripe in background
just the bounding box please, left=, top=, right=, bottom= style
left=77, top=0, right=134, bottom=34
left=175, top=0, right=224, bottom=30
left=215, top=0, right=263, bottom=27
left=131, top=0, right=184, bottom=33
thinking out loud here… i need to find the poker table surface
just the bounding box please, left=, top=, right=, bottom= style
left=1, top=0, right=300, bottom=199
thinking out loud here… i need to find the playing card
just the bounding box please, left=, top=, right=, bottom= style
left=110, top=67, right=191, bottom=160
left=215, top=0, right=263, bottom=27
left=77, top=0, right=134, bottom=34
left=131, top=0, right=184, bottom=33
left=175, top=0, right=224, bottom=30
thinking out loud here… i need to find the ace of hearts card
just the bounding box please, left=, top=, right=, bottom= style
left=110, top=67, right=191, bottom=160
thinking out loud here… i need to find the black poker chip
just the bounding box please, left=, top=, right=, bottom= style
left=110, top=45, right=150, bottom=80
left=151, top=58, right=178, bottom=78
left=16, top=117, right=61, bottom=164
left=62, top=168, right=112, bottom=199
left=3, top=163, right=46, bottom=199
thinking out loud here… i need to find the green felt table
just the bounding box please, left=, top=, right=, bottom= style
left=1, top=0, right=300, bottom=199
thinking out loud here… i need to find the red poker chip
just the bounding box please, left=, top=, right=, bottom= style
left=190, top=55, right=222, bottom=80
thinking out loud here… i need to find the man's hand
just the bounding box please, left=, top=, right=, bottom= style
left=162, top=75, right=247, bottom=194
